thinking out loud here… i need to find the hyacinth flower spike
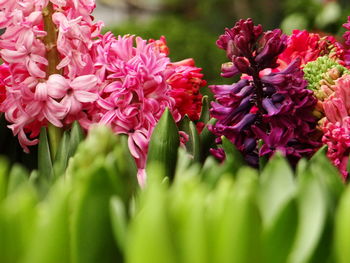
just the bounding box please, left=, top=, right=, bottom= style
left=210, top=19, right=320, bottom=166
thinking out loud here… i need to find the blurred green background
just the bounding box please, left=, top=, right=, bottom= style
left=96, top=0, right=350, bottom=85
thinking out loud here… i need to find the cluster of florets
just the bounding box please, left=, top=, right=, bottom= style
left=210, top=19, right=320, bottom=166
left=0, top=0, right=100, bottom=151
left=0, top=0, right=206, bottom=183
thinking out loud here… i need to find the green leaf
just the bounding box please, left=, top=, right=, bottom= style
left=259, top=154, right=298, bottom=263
left=110, top=196, right=128, bottom=251
left=68, top=121, right=85, bottom=158
left=147, top=108, right=180, bottom=181
left=0, top=157, right=9, bottom=202
left=199, top=118, right=217, bottom=163
left=308, top=150, right=344, bottom=212
left=199, top=95, right=210, bottom=124
left=287, top=171, right=328, bottom=263
left=200, top=156, right=221, bottom=187
left=259, top=153, right=296, bottom=227
left=213, top=168, right=262, bottom=263
left=71, top=160, right=122, bottom=263
left=221, top=136, right=245, bottom=176
left=335, top=185, right=350, bottom=263
left=7, top=164, right=29, bottom=195
left=53, top=130, right=70, bottom=178
left=262, top=198, right=298, bottom=263
left=111, top=135, right=138, bottom=204
left=38, top=127, right=53, bottom=182
left=179, top=117, right=200, bottom=162
left=126, top=172, right=177, bottom=263
left=23, top=179, right=70, bottom=263
left=0, top=184, right=38, bottom=263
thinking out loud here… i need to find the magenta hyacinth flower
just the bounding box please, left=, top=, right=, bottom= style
left=210, top=19, right=320, bottom=166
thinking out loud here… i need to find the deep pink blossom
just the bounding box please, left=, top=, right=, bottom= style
left=167, top=58, right=206, bottom=121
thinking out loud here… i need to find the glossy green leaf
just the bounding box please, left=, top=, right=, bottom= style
left=199, top=118, right=216, bottom=163
left=126, top=170, right=177, bottom=263
left=23, top=179, right=70, bottom=263
left=199, top=95, right=210, bottom=124
left=308, top=149, right=344, bottom=210
left=147, top=108, right=180, bottom=180
left=179, top=115, right=200, bottom=161
left=213, top=168, right=262, bottom=263
left=221, top=136, right=244, bottom=176
left=287, top=172, right=328, bottom=263
left=38, top=127, right=53, bottom=182
left=68, top=121, right=85, bottom=158
left=53, top=131, right=70, bottom=178
left=110, top=196, right=128, bottom=251
left=335, top=185, right=350, bottom=263
left=0, top=157, right=9, bottom=202
left=71, top=160, right=121, bottom=263
left=7, top=164, right=29, bottom=195
left=0, top=184, right=38, bottom=263
left=262, top=198, right=298, bottom=263
left=259, top=153, right=296, bottom=227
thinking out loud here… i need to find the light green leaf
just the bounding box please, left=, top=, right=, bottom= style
left=7, top=164, right=29, bottom=195
left=110, top=196, right=128, bottom=251
left=23, top=179, right=70, bottom=263
left=335, top=185, right=350, bottom=263
left=213, top=168, right=262, bottom=263
left=199, top=95, right=210, bottom=124
left=126, top=169, right=177, bottom=263
left=259, top=153, right=296, bottom=227
left=287, top=172, right=328, bottom=263
left=71, top=161, right=121, bottom=263
left=147, top=108, right=180, bottom=181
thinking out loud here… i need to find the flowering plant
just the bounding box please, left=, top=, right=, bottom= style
left=209, top=17, right=350, bottom=180
left=0, top=0, right=205, bottom=184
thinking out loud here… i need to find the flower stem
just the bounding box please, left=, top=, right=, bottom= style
left=43, top=2, right=62, bottom=159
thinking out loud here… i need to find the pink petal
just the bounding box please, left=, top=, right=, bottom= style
left=74, top=90, right=98, bottom=103
left=70, top=75, right=98, bottom=90
left=47, top=74, right=69, bottom=99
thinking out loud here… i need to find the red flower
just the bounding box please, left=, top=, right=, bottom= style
left=278, top=30, right=345, bottom=70
left=0, top=63, right=10, bottom=104
left=167, top=58, right=206, bottom=121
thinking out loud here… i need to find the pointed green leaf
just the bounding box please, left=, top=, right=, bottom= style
left=7, top=164, right=29, bottom=195
left=68, top=121, right=85, bottom=158
left=287, top=172, right=328, bottom=263
left=213, top=168, right=262, bottom=263
left=71, top=160, right=122, bottom=263
left=259, top=153, right=296, bottom=227
left=110, top=196, right=128, bottom=251
left=53, top=130, right=70, bottom=178
left=0, top=157, right=9, bottom=201
left=335, top=185, right=350, bottom=263
left=199, top=118, right=217, bottom=163
left=147, top=108, right=180, bottom=180
left=199, top=95, right=210, bottom=124
left=23, top=179, right=70, bottom=263
left=221, top=136, right=244, bottom=175
left=262, top=198, right=298, bottom=263
left=309, top=148, right=344, bottom=211
left=259, top=154, right=298, bottom=263
left=0, top=184, right=38, bottom=263
left=126, top=171, right=177, bottom=263
left=178, top=115, right=200, bottom=161
left=38, top=127, right=53, bottom=182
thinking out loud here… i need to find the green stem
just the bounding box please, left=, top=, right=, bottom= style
left=43, top=3, right=62, bottom=159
